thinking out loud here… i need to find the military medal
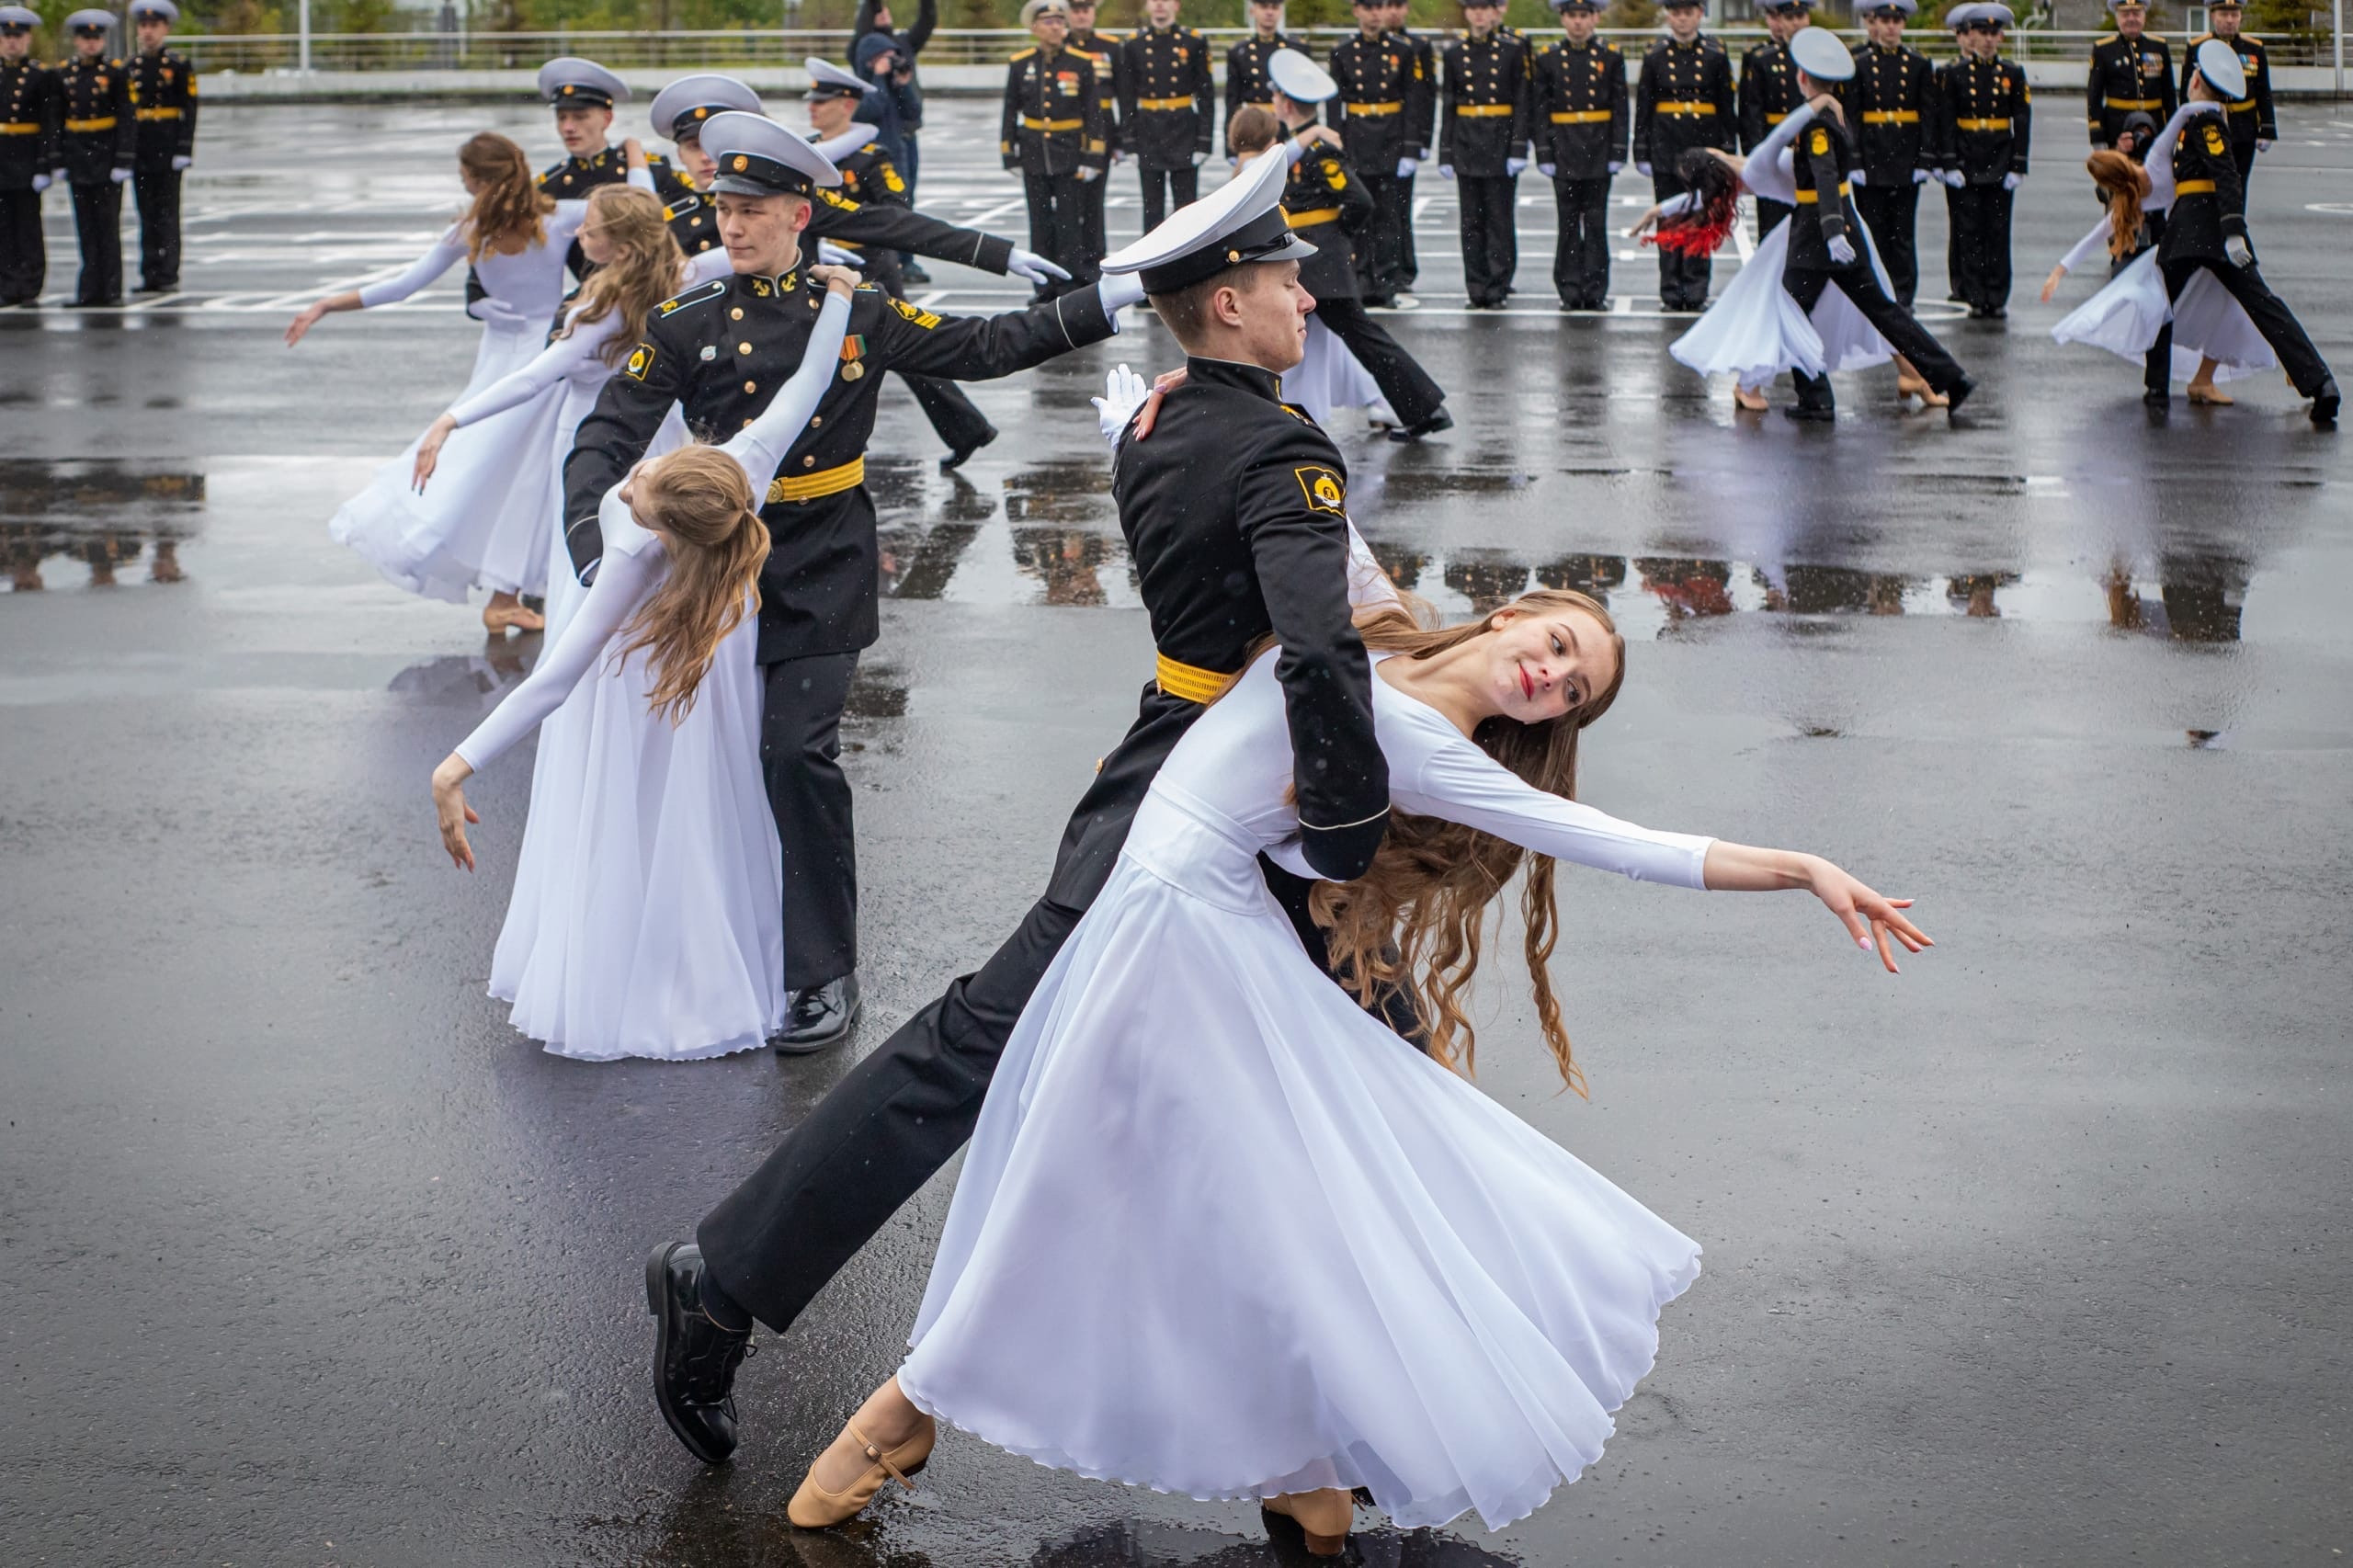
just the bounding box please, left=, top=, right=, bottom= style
left=840, top=335, right=866, bottom=381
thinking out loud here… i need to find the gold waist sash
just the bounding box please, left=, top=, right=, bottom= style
left=1155, top=652, right=1238, bottom=705
left=764, top=456, right=867, bottom=506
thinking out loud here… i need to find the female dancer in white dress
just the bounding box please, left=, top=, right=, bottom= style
left=285, top=132, right=653, bottom=631
left=786, top=517, right=1931, bottom=1542
left=2040, top=104, right=2275, bottom=403
left=426, top=266, right=858, bottom=1063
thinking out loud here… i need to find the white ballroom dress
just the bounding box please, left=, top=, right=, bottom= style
left=1287, top=317, right=1402, bottom=431
left=2049, top=102, right=2275, bottom=385
left=448, top=288, right=853, bottom=1062
left=897, top=653, right=1714, bottom=1533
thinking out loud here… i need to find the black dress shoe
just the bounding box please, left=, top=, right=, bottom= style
left=774, top=972, right=860, bottom=1052
left=2311, top=380, right=2341, bottom=426
left=1943, top=376, right=1974, bottom=415
left=2143, top=388, right=2171, bottom=408
left=1387, top=409, right=1453, bottom=442
left=644, top=1242, right=754, bottom=1465
left=939, top=424, right=997, bottom=472
left=1782, top=403, right=1836, bottom=423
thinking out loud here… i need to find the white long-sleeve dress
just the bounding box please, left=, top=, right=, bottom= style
left=897, top=652, right=1713, bottom=1533
left=2048, top=103, right=2275, bottom=385
left=448, top=288, right=853, bottom=1062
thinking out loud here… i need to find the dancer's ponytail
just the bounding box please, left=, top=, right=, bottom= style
left=2085, top=150, right=2151, bottom=265
left=612, top=447, right=769, bottom=723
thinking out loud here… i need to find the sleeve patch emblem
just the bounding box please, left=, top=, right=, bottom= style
left=1809, top=127, right=1829, bottom=154
left=890, top=297, right=941, bottom=329
left=1295, top=465, right=1347, bottom=516
left=623, top=343, right=654, bottom=381
left=2203, top=123, right=2227, bottom=154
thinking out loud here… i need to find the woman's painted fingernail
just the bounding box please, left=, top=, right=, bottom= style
left=1859, top=937, right=1872, bottom=950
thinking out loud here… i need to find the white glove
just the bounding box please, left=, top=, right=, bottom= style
left=1006, top=246, right=1072, bottom=286
left=1607, top=160, right=1622, bottom=174
left=1097, top=269, right=1148, bottom=315
left=1505, top=156, right=1528, bottom=177
left=1191, top=150, right=1208, bottom=165
left=1943, top=168, right=1966, bottom=188
left=814, top=241, right=864, bottom=268
left=1848, top=168, right=1868, bottom=187
left=469, top=296, right=533, bottom=327
left=1090, top=363, right=1150, bottom=447
left=109, top=166, right=131, bottom=184
left=52, top=166, right=66, bottom=187
left=1539, top=162, right=1558, bottom=178
left=2001, top=171, right=2022, bottom=191
left=2224, top=233, right=2254, bottom=268
left=1913, top=167, right=1931, bottom=184
left=30, top=173, right=50, bottom=192
left=1076, top=165, right=1101, bottom=183
left=1438, top=163, right=1455, bottom=180
left=1827, top=233, right=1857, bottom=266
left=2255, top=138, right=2271, bottom=153
left=170, top=154, right=191, bottom=171
left=1395, top=155, right=1418, bottom=178
left=1636, top=161, right=1652, bottom=177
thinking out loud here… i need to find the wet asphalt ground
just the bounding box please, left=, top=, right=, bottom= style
left=5, top=97, right=2353, bottom=1568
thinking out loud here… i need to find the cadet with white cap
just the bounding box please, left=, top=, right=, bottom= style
left=125, top=0, right=193, bottom=293
left=536, top=57, right=690, bottom=278
left=563, top=108, right=1140, bottom=1062
left=1632, top=0, right=1736, bottom=311
left=644, top=144, right=1405, bottom=1484
left=642, top=72, right=762, bottom=256
left=1843, top=0, right=1935, bottom=308
left=1934, top=0, right=2029, bottom=316
left=57, top=9, right=131, bottom=307
left=0, top=4, right=61, bottom=306
left=2086, top=0, right=2175, bottom=153
left=2151, top=38, right=2336, bottom=425
left=1529, top=0, right=1627, bottom=312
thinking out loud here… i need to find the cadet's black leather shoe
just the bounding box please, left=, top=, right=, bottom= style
left=2311, top=380, right=2340, bottom=426
left=1782, top=403, right=1836, bottom=424
left=1943, top=377, right=1975, bottom=415
left=940, top=425, right=997, bottom=472
left=1388, top=410, right=1453, bottom=443
left=645, top=1242, right=754, bottom=1465
left=774, top=973, right=860, bottom=1053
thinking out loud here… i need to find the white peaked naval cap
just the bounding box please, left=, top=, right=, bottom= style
left=2195, top=37, right=2247, bottom=100
left=1267, top=51, right=1339, bottom=105
left=1100, top=144, right=1316, bottom=294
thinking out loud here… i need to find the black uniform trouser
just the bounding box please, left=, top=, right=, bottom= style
left=1650, top=166, right=1711, bottom=308
left=1456, top=174, right=1518, bottom=304
left=1313, top=293, right=1446, bottom=426
left=1551, top=176, right=1611, bottom=306
left=1080, top=161, right=1108, bottom=267
left=2231, top=139, right=2255, bottom=195
left=70, top=180, right=122, bottom=304
left=132, top=162, right=181, bottom=289
left=1783, top=262, right=1968, bottom=411
left=1354, top=166, right=1411, bottom=300
left=1852, top=180, right=1921, bottom=307
left=1945, top=180, right=2013, bottom=312
left=0, top=187, right=43, bottom=303
left=1396, top=165, right=1419, bottom=286
left=1754, top=196, right=1792, bottom=244
left=899, top=371, right=995, bottom=455
left=1137, top=164, right=1199, bottom=231
left=760, top=651, right=861, bottom=994
left=1021, top=166, right=1094, bottom=296
left=2158, top=255, right=2334, bottom=398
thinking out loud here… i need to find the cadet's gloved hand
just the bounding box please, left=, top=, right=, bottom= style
left=1827, top=233, right=1857, bottom=266
left=1606, top=160, right=1621, bottom=174
left=1636, top=161, right=1652, bottom=177
left=1395, top=155, right=1418, bottom=177
left=109, top=166, right=131, bottom=183
left=2224, top=234, right=2255, bottom=268
left=1437, top=163, right=1455, bottom=179
left=1192, top=150, right=1208, bottom=165
left=1006, top=247, right=1072, bottom=286
left=1075, top=165, right=1101, bottom=182
left=1539, top=162, right=1558, bottom=178
left=170, top=154, right=191, bottom=171
left=31, top=172, right=51, bottom=192
left=814, top=241, right=864, bottom=268
left=52, top=166, right=66, bottom=187
left=2255, top=138, right=2272, bottom=153
left=1942, top=168, right=1966, bottom=187
left=1505, top=156, right=1529, bottom=177
left=2001, top=171, right=2022, bottom=190
left=1091, top=362, right=1150, bottom=447
left=1913, top=166, right=1931, bottom=183
left=1096, top=269, right=1148, bottom=316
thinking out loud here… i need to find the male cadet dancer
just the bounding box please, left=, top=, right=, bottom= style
left=2149, top=40, right=2336, bottom=426
left=0, top=6, right=60, bottom=307
left=534, top=58, right=693, bottom=279
left=1840, top=0, right=1935, bottom=308
left=1328, top=0, right=1419, bottom=308
left=1438, top=0, right=1532, bottom=310
left=1633, top=0, right=1733, bottom=312
left=1738, top=0, right=1810, bottom=241
left=1531, top=0, right=1627, bottom=312
left=2087, top=0, right=2174, bottom=153
left=1061, top=0, right=1120, bottom=262
left=56, top=10, right=131, bottom=308
left=639, top=146, right=1406, bottom=1467
left=1779, top=28, right=1972, bottom=422
left=1936, top=3, right=2029, bottom=318
left=563, top=114, right=1138, bottom=1053
left=1223, top=0, right=1304, bottom=158
left=1001, top=0, right=1108, bottom=298
left=1118, top=0, right=1212, bottom=230
left=2180, top=0, right=2272, bottom=193
left=123, top=0, right=190, bottom=294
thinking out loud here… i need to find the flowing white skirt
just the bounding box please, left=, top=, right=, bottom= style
left=328, top=319, right=562, bottom=601
left=1287, top=316, right=1401, bottom=429
left=2051, top=246, right=2275, bottom=384
left=1671, top=211, right=1899, bottom=392
left=899, top=827, right=1701, bottom=1532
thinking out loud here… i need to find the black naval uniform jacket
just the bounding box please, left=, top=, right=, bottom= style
left=1840, top=38, right=1938, bottom=187
left=1225, top=32, right=1307, bottom=154
left=1119, top=24, right=1213, bottom=170
left=655, top=158, right=1020, bottom=277
left=1396, top=28, right=1440, bottom=160
left=1785, top=111, right=1859, bottom=271
left=2180, top=32, right=2275, bottom=153
left=1050, top=355, right=1389, bottom=909
left=2155, top=109, right=2247, bottom=266
left=1000, top=44, right=1109, bottom=176
left=819, top=139, right=912, bottom=284
left=2, top=56, right=62, bottom=187
left=1065, top=26, right=1122, bottom=157
left=56, top=53, right=133, bottom=185
left=565, top=270, right=1116, bottom=664
left=125, top=46, right=194, bottom=168
left=1280, top=130, right=1375, bottom=299
left=1633, top=35, right=1735, bottom=171
left=1530, top=38, right=1629, bottom=180
left=2086, top=30, right=2175, bottom=147
left=1736, top=35, right=1802, bottom=154
left=1328, top=31, right=1421, bottom=168
left=539, top=144, right=696, bottom=279
left=1439, top=30, right=1534, bottom=177
left=1938, top=52, right=2029, bottom=182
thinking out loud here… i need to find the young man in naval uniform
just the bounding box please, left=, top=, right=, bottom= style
left=563, top=113, right=1138, bottom=1058
left=1438, top=0, right=1533, bottom=309
left=2179, top=0, right=2273, bottom=193
left=1222, top=0, right=1304, bottom=159
left=1327, top=0, right=1420, bottom=308
left=1117, top=0, right=1213, bottom=230
left=1530, top=0, right=1627, bottom=312
left=56, top=9, right=131, bottom=308
left=1839, top=0, right=1935, bottom=308
left=638, top=146, right=1412, bottom=1472
left=1633, top=0, right=1734, bottom=312
left=0, top=6, right=61, bottom=307
left=1737, top=0, right=1810, bottom=242
left=123, top=0, right=191, bottom=294
left=999, top=0, right=1108, bottom=298
left=1935, top=3, right=2029, bottom=318
left=534, top=57, right=692, bottom=280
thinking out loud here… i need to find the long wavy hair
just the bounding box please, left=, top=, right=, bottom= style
left=564, top=185, right=687, bottom=367
left=610, top=447, right=769, bottom=723
left=2085, top=149, right=2151, bottom=263
left=457, top=131, right=554, bottom=262
left=1302, top=589, right=1629, bottom=1096
left=1650, top=148, right=1744, bottom=259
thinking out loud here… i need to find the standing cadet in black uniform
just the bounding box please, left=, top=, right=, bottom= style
left=1738, top=0, right=1809, bottom=241
left=1633, top=0, right=1734, bottom=312
left=641, top=148, right=1400, bottom=1466
left=1778, top=29, right=1972, bottom=422
left=0, top=6, right=60, bottom=307
left=123, top=0, right=191, bottom=294
left=2181, top=1, right=2273, bottom=193
left=1119, top=0, right=1212, bottom=230
left=1223, top=0, right=1303, bottom=158
left=57, top=10, right=131, bottom=309
left=1841, top=0, right=1935, bottom=308
left=1062, top=0, right=1120, bottom=266
left=1531, top=0, right=1625, bottom=312
left=1936, top=2, right=2029, bottom=318
left=1001, top=0, right=1108, bottom=298
left=2086, top=0, right=2174, bottom=152
left=535, top=58, right=693, bottom=281
left=1439, top=0, right=1532, bottom=310
left=564, top=113, right=1139, bottom=1057
left=2152, top=41, right=2336, bottom=426
left=1329, top=0, right=1420, bottom=307
left=1387, top=0, right=1438, bottom=299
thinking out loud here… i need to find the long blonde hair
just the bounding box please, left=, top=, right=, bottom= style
left=565, top=186, right=686, bottom=367
left=458, top=131, right=555, bottom=262
left=1306, top=589, right=1629, bottom=1096
left=611, top=447, right=769, bottom=722
left=2086, top=149, right=2151, bottom=264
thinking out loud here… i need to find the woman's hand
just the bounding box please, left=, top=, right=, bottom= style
left=1625, top=203, right=1664, bottom=240
left=1804, top=857, right=1931, bottom=973
left=284, top=301, right=329, bottom=347
left=1132, top=367, right=1189, bottom=440
left=432, top=755, right=479, bottom=871
left=413, top=414, right=460, bottom=493
left=1812, top=92, right=1846, bottom=124
left=807, top=262, right=860, bottom=300
left=622, top=136, right=647, bottom=169
left=2039, top=263, right=2067, bottom=304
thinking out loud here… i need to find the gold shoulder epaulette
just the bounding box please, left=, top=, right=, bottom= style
left=2096, top=31, right=2119, bottom=43
left=1011, top=46, right=1037, bottom=61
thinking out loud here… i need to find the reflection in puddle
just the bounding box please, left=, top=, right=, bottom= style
left=389, top=640, right=538, bottom=708
left=2, top=460, right=206, bottom=595
left=847, top=663, right=909, bottom=722
left=2103, top=554, right=2247, bottom=643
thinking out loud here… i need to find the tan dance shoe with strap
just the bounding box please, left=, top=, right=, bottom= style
left=785, top=1415, right=937, bottom=1528
left=1261, top=1487, right=1356, bottom=1557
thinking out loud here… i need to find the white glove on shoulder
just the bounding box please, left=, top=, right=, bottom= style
left=1827, top=233, right=1857, bottom=265
left=1438, top=163, right=1454, bottom=179
left=2001, top=171, right=2022, bottom=190
left=2224, top=234, right=2255, bottom=268
left=814, top=241, right=864, bottom=268
left=109, top=166, right=131, bottom=183
left=1395, top=155, right=1418, bottom=177
left=1540, top=162, right=1558, bottom=178
left=170, top=154, right=191, bottom=171
left=52, top=166, right=66, bottom=186
left=1505, top=156, right=1528, bottom=177
left=1097, top=269, right=1148, bottom=316
left=1006, top=246, right=1072, bottom=286
left=1091, top=363, right=1149, bottom=448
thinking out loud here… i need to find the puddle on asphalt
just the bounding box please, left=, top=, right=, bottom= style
left=1, top=460, right=207, bottom=594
